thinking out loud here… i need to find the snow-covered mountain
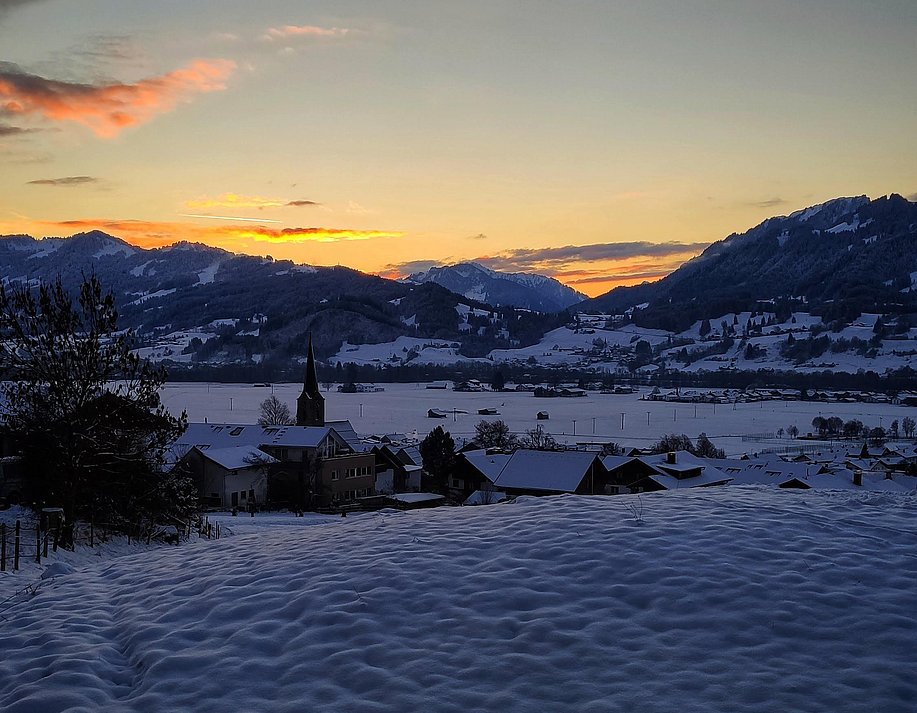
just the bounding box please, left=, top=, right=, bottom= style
left=408, top=262, right=585, bottom=312
left=587, top=193, right=917, bottom=332
left=0, top=232, right=554, bottom=365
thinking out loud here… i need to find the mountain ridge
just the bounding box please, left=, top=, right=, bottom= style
left=407, top=261, right=585, bottom=312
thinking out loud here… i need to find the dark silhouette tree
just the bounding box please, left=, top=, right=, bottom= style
left=473, top=419, right=517, bottom=450
left=0, top=275, right=189, bottom=545
left=420, top=426, right=455, bottom=493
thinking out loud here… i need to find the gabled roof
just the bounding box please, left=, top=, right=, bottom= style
left=195, top=445, right=277, bottom=471
left=492, top=450, right=601, bottom=493
left=462, top=450, right=512, bottom=484
left=325, top=420, right=369, bottom=452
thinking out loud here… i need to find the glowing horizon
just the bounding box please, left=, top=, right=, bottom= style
left=1, top=1, right=914, bottom=298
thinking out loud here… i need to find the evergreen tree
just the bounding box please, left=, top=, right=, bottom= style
left=0, top=275, right=190, bottom=545
left=420, top=426, right=456, bottom=493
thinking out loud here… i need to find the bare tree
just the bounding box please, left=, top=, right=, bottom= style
left=258, top=395, right=294, bottom=426
left=520, top=424, right=558, bottom=451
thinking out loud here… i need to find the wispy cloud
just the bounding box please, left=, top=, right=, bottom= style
left=0, top=58, right=235, bottom=137
left=0, top=122, right=38, bottom=136
left=26, top=175, right=98, bottom=186
left=748, top=197, right=789, bottom=209
left=184, top=194, right=323, bottom=211
left=263, top=25, right=350, bottom=40
left=467, top=233, right=487, bottom=241
left=185, top=193, right=287, bottom=210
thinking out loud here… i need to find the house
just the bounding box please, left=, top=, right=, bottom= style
left=183, top=445, right=276, bottom=509
left=372, top=443, right=422, bottom=494
left=479, top=449, right=609, bottom=497
left=626, top=452, right=733, bottom=492
left=174, top=422, right=376, bottom=509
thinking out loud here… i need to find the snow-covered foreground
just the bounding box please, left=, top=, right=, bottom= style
left=2, top=489, right=916, bottom=712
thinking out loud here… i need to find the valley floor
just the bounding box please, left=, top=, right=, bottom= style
left=1, top=489, right=915, bottom=712
left=161, top=382, right=917, bottom=454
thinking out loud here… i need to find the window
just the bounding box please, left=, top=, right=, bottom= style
left=230, top=427, right=244, bottom=436
left=240, top=491, right=247, bottom=501
left=331, top=470, right=338, bottom=481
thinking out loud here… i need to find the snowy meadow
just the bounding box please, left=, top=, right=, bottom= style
left=161, top=382, right=915, bottom=454
left=1, top=489, right=916, bottom=712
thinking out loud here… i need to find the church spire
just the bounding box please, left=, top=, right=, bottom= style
left=304, top=333, right=320, bottom=397
left=296, top=333, right=325, bottom=426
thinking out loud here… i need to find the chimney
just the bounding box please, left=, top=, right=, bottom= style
left=853, top=470, right=862, bottom=486
left=667, top=451, right=677, bottom=465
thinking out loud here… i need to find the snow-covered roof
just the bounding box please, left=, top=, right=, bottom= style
left=493, top=450, right=601, bottom=493
left=196, top=446, right=277, bottom=471
left=325, top=420, right=370, bottom=452
left=462, top=450, right=512, bottom=483
left=175, top=423, right=349, bottom=451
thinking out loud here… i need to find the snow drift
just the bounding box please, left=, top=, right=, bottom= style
left=1, top=489, right=916, bottom=712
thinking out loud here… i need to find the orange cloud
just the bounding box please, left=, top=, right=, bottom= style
left=0, top=59, right=235, bottom=137
left=25, top=217, right=401, bottom=248
left=264, top=25, right=350, bottom=39
left=232, top=226, right=401, bottom=243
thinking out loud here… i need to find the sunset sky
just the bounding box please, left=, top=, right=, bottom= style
left=1, top=0, right=915, bottom=296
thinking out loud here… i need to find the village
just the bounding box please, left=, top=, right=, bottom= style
left=157, top=342, right=917, bottom=519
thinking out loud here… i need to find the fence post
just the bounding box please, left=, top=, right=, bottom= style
left=43, top=529, right=49, bottom=558
left=90, top=517, right=94, bottom=548
left=35, top=524, right=41, bottom=564
left=1, top=523, right=5, bottom=572
left=14, top=520, right=20, bottom=572
left=53, top=524, right=59, bottom=552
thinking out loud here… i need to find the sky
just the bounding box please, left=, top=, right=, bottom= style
left=1, top=0, right=915, bottom=296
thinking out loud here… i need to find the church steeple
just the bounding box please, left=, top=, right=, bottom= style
left=296, top=334, right=325, bottom=426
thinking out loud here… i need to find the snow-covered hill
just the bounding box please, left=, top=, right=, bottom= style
left=2, top=490, right=915, bottom=712
left=409, top=262, right=585, bottom=312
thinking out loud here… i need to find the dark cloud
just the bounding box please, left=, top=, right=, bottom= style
left=0, top=122, right=38, bottom=136
left=474, top=241, right=709, bottom=272
left=0, top=0, right=46, bottom=13
left=286, top=200, right=320, bottom=207
left=748, top=197, right=789, bottom=209
left=467, top=233, right=487, bottom=240
left=382, top=241, right=707, bottom=280
left=26, top=175, right=98, bottom=186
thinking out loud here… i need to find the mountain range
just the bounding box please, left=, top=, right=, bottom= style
left=587, top=194, right=917, bottom=331
left=1, top=193, right=914, bottom=374
left=407, top=262, right=585, bottom=312
left=0, top=232, right=554, bottom=365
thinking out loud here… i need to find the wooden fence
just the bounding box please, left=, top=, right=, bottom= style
left=0, top=516, right=222, bottom=573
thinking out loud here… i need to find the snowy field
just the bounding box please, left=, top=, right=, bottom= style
left=1, top=489, right=916, bottom=712
left=161, top=382, right=917, bottom=454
